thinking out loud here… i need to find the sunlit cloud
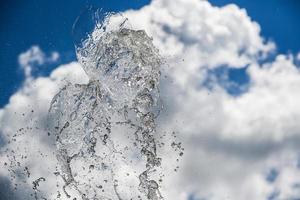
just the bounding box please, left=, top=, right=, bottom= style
left=1, top=0, right=300, bottom=199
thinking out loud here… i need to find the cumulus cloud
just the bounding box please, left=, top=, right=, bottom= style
left=18, top=46, right=59, bottom=79
left=126, top=0, right=274, bottom=65
left=1, top=0, right=300, bottom=200
left=1, top=46, right=87, bottom=199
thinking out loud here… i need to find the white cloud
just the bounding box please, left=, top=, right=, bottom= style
left=123, top=1, right=300, bottom=199
left=1, top=0, right=300, bottom=200
left=223, top=55, right=300, bottom=141
left=18, top=46, right=59, bottom=79
left=0, top=61, right=87, bottom=199
left=122, top=0, right=275, bottom=91
left=125, top=0, right=274, bottom=67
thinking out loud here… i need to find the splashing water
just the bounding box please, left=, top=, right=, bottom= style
left=1, top=10, right=183, bottom=200
left=49, top=12, right=166, bottom=200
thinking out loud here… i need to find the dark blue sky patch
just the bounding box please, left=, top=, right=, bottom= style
left=228, top=66, right=250, bottom=85
left=202, top=65, right=250, bottom=96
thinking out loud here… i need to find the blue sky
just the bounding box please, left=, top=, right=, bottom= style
left=0, top=0, right=300, bottom=107
left=0, top=0, right=150, bottom=107
left=1, top=1, right=300, bottom=199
